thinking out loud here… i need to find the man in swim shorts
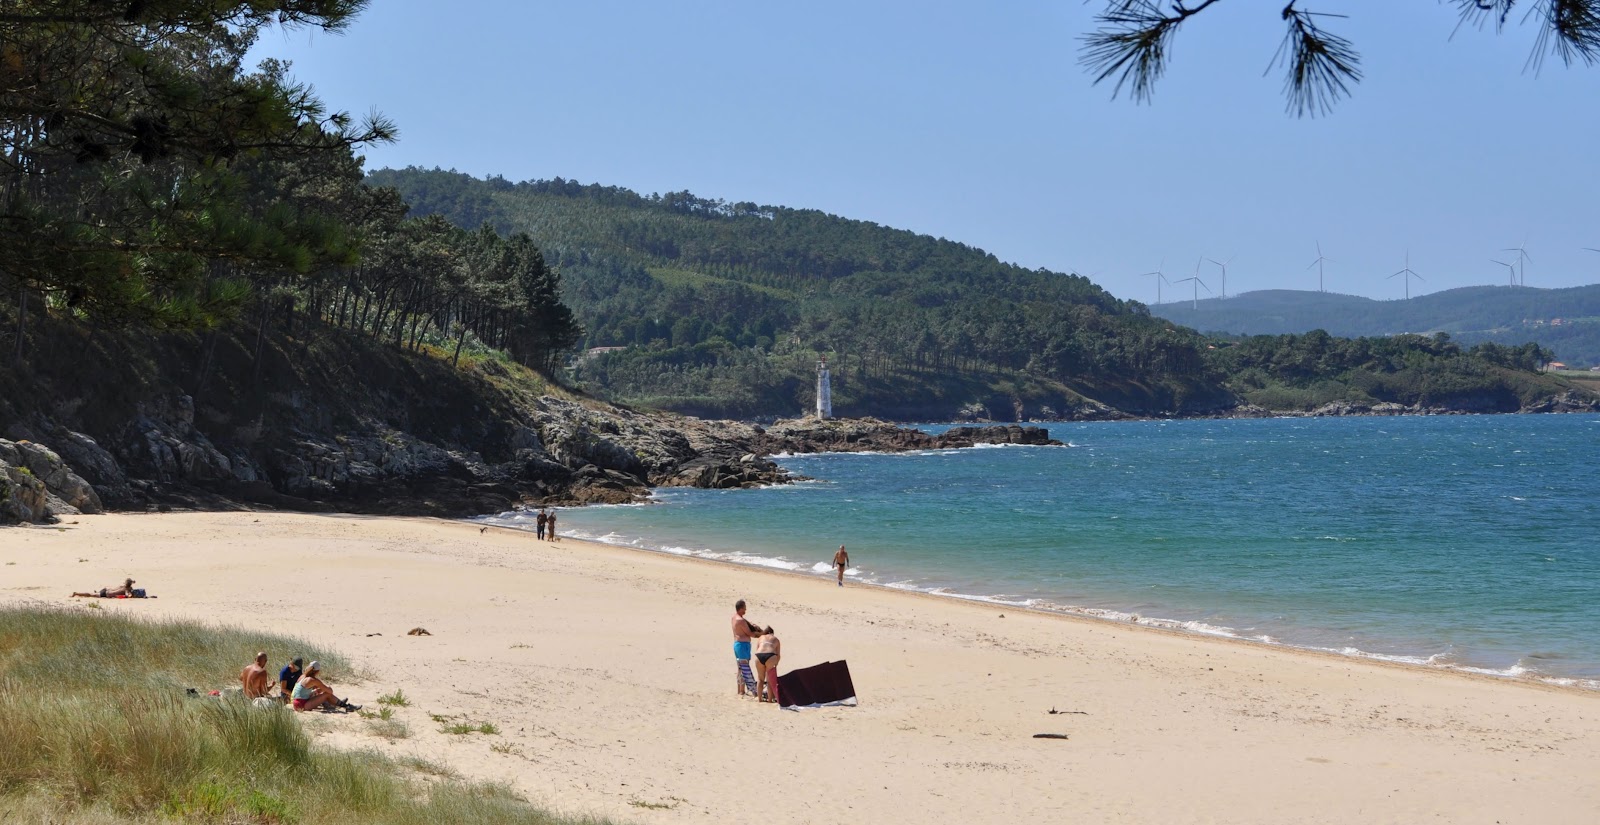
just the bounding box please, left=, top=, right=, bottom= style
left=240, top=651, right=272, bottom=699
left=732, top=599, right=754, bottom=695
left=833, top=545, right=850, bottom=587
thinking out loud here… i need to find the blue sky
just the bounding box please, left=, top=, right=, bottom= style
left=251, top=1, right=1600, bottom=304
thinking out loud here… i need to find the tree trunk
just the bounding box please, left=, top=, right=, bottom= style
left=252, top=294, right=269, bottom=385
left=451, top=323, right=468, bottom=368
left=13, top=284, right=25, bottom=369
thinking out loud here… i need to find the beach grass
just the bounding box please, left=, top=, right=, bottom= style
left=0, top=606, right=616, bottom=825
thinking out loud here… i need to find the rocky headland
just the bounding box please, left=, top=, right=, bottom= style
left=0, top=320, right=1060, bottom=524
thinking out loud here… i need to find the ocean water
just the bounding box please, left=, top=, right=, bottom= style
left=480, top=414, right=1600, bottom=688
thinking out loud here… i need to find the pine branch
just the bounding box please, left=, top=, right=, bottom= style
left=1079, top=0, right=1223, bottom=104
left=1532, top=0, right=1600, bottom=70
left=1269, top=9, right=1362, bottom=118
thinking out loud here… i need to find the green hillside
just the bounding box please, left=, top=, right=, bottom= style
left=1152, top=286, right=1600, bottom=368
left=369, top=167, right=1230, bottom=418
left=367, top=168, right=1588, bottom=419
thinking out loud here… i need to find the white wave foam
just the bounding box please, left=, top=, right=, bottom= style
left=467, top=514, right=1600, bottom=693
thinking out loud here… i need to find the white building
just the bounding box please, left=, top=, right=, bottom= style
left=815, top=356, right=832, bottom=419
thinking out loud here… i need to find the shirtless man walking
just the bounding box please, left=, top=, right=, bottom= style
left=833, top=545, right=850, bottom=587
left=239, top=651, right=272, bottom=699
left=731, top=599, right=754, bottom=695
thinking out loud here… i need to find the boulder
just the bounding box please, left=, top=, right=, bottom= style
left=0, top=437, right=101, bottom=522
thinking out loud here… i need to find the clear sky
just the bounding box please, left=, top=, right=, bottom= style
left=249, top=1, right=1600, bottom=304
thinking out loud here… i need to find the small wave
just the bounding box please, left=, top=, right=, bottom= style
left=467, top=515, right=1600, bottom=692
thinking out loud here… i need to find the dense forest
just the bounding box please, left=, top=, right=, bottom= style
left=0, top=2, right=579, bottom=394
left=367, top=168, right=1584, bottom=418
left=1153, top=286, right=1600, bottom=368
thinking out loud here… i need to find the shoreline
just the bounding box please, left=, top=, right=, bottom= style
left=490, top=504, right=1600, bottom=695
left=8, top=511, right=1600, bottom=824
left=497, top=517, right=1600, bottom=699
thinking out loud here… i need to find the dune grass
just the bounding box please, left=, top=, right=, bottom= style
left=0, top=607, right=617, bottom=825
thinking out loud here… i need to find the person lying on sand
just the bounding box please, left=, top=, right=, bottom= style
left=71, top=577, right=137, bottom=598
left=240, top=651, right=273, bottom=699
left=289, top=661, right=360, bottom=712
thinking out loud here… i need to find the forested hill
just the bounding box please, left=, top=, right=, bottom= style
left=368, top=167, right=1229, bottom=419
left=1152, top=286, right=1600, bottom=368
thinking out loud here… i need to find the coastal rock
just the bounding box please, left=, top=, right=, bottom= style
left=756, top=418, right=1062, bottom=454
left=0, top=438, right=101, bottom=523
left=939, top=425, right=1057, bottom=446
left=1519, top=391, right=1600, bottom=414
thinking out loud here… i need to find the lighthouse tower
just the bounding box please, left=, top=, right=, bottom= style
left=815, top=356, right=832, bottom=419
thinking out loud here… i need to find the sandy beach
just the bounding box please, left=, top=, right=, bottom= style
left=4, top=511, right=1598, bottom=824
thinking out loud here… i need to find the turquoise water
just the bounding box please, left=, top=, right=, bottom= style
left=482, top=414, right=1600, bottom=687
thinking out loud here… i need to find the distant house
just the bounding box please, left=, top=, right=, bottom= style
left=1545, top=361, right=1567, bottom=372
left=1590, top=365, right=1600, bottom=372
left=582, top=346, right=628, bottom=360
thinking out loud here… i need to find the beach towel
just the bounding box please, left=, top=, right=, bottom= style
left=777, top=660, right=856, bottom=708
left=737, top=660, right=761, bottom=696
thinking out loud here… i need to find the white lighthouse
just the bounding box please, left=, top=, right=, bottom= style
left=815, top=356, right=832, bottom=419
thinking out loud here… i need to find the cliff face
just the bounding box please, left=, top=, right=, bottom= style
left=0, top=319, right=776, bottom=523
left=0, top=318, right=1059, bottom=525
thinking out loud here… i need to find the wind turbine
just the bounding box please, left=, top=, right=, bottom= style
left=1306, top=242, right=1330, bottom=292
left=1173, top=274, right=1211, bottom=310
left=1389, top=251, right=1424, bottom=300
left=1140, top=259, right=1170, bottom=304
left=1491, top=259, right=1516, bottom=287
left=1502, top=238, right=1531, bottom=287
left=1207, top=255, right=1234, bottom=299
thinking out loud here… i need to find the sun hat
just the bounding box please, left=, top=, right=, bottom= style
left=307, top=661, right=320, bottom=671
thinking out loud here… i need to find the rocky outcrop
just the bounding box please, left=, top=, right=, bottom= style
left=755, top=418, right=1062, bottom=455
left=0, top=438, right=103, bottom=524
left=1518, top=391, right=1600, bottom=414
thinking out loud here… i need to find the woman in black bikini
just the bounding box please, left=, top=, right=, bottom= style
left=752, top=626, right=781, bottom=703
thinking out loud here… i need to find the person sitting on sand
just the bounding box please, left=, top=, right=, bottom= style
left=754, top=626, right=781, bottom=703
left=71, top=577, right=136, bottom=598
left=277, top=657, right=304, bottom=702
left=240, top=651, right=272, bottom=699
left=289, top=661, right=360, bottom=712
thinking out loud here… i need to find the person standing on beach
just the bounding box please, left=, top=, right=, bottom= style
left=753, top=625, right=781, bottom=703
left=732, top=599, right=754, bottom=695
left=535, top=509, right=547, bottom=540
left=240, top=652, right=272, bottom=699
left=833, top=545, right=850, bottom=587
left=546, top=509, right=558, bottom=541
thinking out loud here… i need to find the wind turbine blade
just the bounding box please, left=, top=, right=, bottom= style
left=1584, top=248, right=1600, bottom=253
left=1414, top=273, right=1426, bottom=281
left=1389, top=271, right=1404, bottom=278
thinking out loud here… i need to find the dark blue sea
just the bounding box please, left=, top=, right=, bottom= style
left=481, top=414, right=1600, bottom=687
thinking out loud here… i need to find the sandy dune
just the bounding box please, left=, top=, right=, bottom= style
left=4, top=512, right=1598, bottom=824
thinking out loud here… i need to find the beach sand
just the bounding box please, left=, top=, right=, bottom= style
left=4, top=511, right=1598, bottom=824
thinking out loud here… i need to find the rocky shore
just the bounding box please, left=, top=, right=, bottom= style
left=0, top=398, right=1059, bottom=525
